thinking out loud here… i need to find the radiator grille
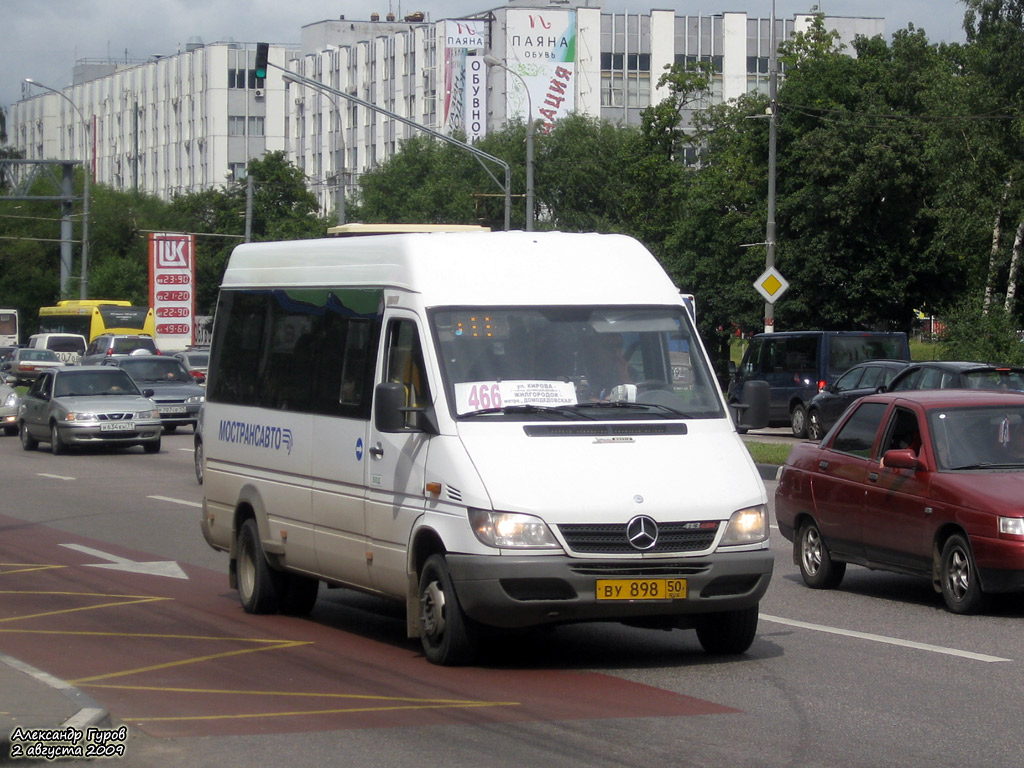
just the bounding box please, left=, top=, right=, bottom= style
left=557, top=521, right=719, bottom=555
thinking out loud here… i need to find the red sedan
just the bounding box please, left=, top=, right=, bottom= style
left=775, top=389, right=1024, bottom=613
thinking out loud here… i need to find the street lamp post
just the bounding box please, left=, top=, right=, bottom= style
left=280, top=67, right=512, bottom=230
left=25, top=78, right=91, bottom=299
left=483, top=55, right=534, bottom=231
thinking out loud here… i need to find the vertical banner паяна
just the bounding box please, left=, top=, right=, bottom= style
left=506, top=9, right=576, bottom=132
left=441, top=19, right=487, bottom=141
left=148, top=232, right=196, bottom=349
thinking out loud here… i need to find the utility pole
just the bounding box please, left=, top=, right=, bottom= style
left=24, top=78, right=92, bottom=299
left=764, top=1, right=779, bottom=334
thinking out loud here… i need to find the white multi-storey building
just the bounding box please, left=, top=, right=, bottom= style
left=9, top=2, right=883, bottom=216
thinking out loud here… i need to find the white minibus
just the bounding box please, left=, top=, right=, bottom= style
left=200, top=230, right=773, bottom=665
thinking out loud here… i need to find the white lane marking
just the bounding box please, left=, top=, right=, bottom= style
left=761, top=614, right=1011, bottom=662
left=38, top=472, right=75, bottom=481
left=147, top=495, right=202, bottom=508
left=60, top=543, right=189, bottom=580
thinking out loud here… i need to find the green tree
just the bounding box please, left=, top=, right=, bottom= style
left=937, top=297, right=1024, bottom=363
left=535, top=114, right=643, bottom=233
left=772, top=28, right=949, bottom=331
left=959, top=0, right=1024, bottom=316
left=169, top=151, right=328, bottom=313
left=352, top=134, right=489, bottom=225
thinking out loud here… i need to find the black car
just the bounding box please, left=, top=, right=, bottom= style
left=885, top=361, right=1024, bottom=394
left=804, top=359, right=911, bottom=441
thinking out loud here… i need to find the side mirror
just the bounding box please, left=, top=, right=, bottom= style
left=882, top=448, right=919, bottom=471
left=374, top=382, right=438, bottom=435
left=143, top=389, right=155, bottom=398
left=731, top=379, right=769, bottom=431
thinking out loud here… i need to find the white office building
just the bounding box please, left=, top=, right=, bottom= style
left=9, top=2, right=883, bottom=215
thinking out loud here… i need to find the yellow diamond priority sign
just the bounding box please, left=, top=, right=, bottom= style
left=754, top=266, right=789, bottom=304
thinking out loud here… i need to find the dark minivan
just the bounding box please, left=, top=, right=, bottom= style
left=728, top=330, right=910, bottom=437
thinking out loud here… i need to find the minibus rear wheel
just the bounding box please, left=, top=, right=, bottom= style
left=237, top=518, right=284, bottom=614
left=418, top=554, right=477, bottom=666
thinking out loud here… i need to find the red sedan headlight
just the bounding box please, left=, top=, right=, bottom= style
left=998, top=517, right=1024, bottom=538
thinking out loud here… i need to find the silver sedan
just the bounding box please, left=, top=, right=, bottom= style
left=17, top=366, right=163, bottom=454
left=0, top=381, right=19, bottom=436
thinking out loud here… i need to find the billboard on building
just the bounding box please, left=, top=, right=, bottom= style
left=506, top=9, right=576, bottom=132
left=441, top=19, right=488, bottom=141
left=148, top=233, right=196, bottom=349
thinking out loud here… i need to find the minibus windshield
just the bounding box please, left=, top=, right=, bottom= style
left=430, top=306, right=725, bottom=420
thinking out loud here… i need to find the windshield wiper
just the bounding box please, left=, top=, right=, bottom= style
left=950, top=461, right=1024, bottom=470
left=573, top=401, right=697, bottom=418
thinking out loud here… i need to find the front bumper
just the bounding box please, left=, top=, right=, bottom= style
left=153, top=402, right=201, bottom=427
left=446, top=549, right=774, bottom=629
left=56, top=419, right=163, bottom=446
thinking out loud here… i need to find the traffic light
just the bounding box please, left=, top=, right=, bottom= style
left=254, top=43, right=269, bottom=79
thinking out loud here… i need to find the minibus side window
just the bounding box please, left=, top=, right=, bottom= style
left=384, top=319, right=430, bottom=427
left=210, top=288, right=380, bottom=418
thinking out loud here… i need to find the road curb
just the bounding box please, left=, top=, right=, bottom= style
left=0, top=654, right=110, bottom=764
left=757, top=463, right=783, bottom=482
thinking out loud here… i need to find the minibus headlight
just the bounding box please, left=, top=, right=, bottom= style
left=719, top=505, right=769, bottom=546
left=468, top=509, right=561, bottom=549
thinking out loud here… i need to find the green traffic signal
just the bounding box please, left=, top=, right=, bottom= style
left=255, top=42, right=269, bottom=79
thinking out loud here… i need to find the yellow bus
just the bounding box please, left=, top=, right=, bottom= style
left=37, top=300, right=156, bottom=342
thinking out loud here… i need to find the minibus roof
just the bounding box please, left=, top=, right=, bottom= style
left=221, top=231, right=683, bottom=307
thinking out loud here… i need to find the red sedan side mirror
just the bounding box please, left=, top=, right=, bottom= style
left=882, top=448, right=919, bottom=471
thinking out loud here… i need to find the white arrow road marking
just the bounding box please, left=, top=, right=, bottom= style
left=147, top=495, right=202, bottom=508
left=60, top=544, right=189, bottom=580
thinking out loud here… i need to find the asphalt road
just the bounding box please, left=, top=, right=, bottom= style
left=1, top=429, right=1022, bottom=768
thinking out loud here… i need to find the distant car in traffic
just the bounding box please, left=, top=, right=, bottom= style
left=101, top=355, right=205, bottom=431
left=27, top=332, right=88, bottom=365
left=1, top=347, right=63, bottom=386
left=172, top=348, right=209, bottom=384
left=80, top=333, right=160, bottom=366
left=0, top=381, right=19, bottom=435
left=17, top=366, right=162, bottom=454
left=775, top=389, right=1024, bottom=614
left=885, top=361, right=1024, bottom=393
left=804, top=359, right=911, bottom=440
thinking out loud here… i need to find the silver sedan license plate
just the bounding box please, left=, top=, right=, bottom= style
left=100, top=422, right=135, bottom=432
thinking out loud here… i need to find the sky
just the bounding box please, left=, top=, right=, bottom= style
left=3, top=1, right=971, bottom=110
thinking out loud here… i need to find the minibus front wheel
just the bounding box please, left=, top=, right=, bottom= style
left=418, top=554, right=477, bottom=666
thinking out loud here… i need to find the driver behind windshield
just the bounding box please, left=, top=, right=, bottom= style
left=581, top=332, right=637, bottom=401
